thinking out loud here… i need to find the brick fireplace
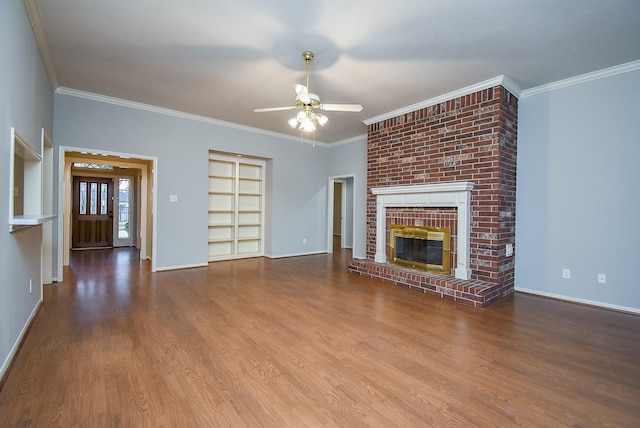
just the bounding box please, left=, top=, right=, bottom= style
left=349, top=81, right=518, bottom=307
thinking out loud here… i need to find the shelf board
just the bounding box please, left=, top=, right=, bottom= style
left=238, top=237, right=261, bottom=241
left=10, top=214, right=56, bottom=225
left=9, top=214, right=57, bottom=233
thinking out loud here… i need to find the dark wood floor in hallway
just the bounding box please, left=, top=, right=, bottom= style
left=1, top=247, right=639, bottom=426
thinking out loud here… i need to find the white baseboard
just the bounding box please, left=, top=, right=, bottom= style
left=516, top=287, right=640, bottom=315
left=266, top=250, right=327, bottom=259
left=155, top=262, right=209, bottom=272
left=0, top=299, right=42, bottom=381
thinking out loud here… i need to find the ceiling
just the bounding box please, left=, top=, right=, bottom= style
left=29, top=0, right=640, bottom=144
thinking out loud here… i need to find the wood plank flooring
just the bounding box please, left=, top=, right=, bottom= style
left=1, top=247, right=639, bottom=426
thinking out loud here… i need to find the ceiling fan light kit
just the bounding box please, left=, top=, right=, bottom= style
left=254, top=51, right=362, bottom=133
left=288, top=109, right=328, bottom=132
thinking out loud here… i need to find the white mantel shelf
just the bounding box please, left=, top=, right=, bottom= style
left=371, top=182, right=474, bottom=196
left=372, top=182, right=474, bottom=280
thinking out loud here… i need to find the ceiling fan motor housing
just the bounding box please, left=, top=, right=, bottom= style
left=295, top=93, right=321, bottom=108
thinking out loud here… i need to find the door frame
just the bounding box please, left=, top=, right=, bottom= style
left=326, top=174, right=356, bottom=254
left=57, top=147, right=158, bottom=279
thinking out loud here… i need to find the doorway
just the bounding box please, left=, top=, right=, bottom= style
left=58, top=148, right=157, bottom=280
left=327, top=175, right=355, bottom=254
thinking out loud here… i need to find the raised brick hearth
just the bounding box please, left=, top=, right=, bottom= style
left=349, top=260, right=499, bottom=307
left=349, top=82, right=518, bottom=307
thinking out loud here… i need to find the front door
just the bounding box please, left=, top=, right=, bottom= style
left=72, top=176, right=114, bottom=249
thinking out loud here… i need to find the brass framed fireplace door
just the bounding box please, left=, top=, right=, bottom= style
left=389, top=225, right=451, bottom=274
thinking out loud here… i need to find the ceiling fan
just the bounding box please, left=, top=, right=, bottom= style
left=254, top=51, right=363, bottom=133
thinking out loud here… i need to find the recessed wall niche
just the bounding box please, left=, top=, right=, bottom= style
left=9, top=128, right=55, bottom=232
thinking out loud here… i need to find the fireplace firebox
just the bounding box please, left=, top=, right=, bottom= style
left=390, top=225, right=451, bottom=274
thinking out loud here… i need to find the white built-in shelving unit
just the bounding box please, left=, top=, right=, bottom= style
left=208, top=153, right=264, bottom=261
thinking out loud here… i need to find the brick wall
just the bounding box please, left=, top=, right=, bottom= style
left=365, top=85, right=518, bottom=299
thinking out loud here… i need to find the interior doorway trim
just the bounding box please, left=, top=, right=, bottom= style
left=326, top=174, right=356, bottom=254
left=334, top=179, right=347, bottom=249
left=57, top=146, right=158, bottom=278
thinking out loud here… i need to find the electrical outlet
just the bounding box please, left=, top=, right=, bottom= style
left=598, top=273, right=606, bottom=284
left=302, top=238, right=307, bottom=244
left=562, top=269, right=571, bottom=279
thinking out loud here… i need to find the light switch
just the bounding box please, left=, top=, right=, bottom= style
left=169, top=194, right=178, bottom=202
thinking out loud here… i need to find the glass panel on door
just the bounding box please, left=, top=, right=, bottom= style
left=118, top=178, right=131, bottom=239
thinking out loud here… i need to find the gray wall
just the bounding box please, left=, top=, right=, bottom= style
left=516, top=67, right=640, bottom=312
left=345, top=178, right=354, bottom=249
left=325, top=138, right=367, bottom=258
left=0, top=0, right=54, bottom=377
left=53, top=94, right=368, bottom=270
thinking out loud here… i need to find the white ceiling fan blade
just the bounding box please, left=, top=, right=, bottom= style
left=320, top=103, right=363, bottom=112
left=294, top=84, right=311, bottom=104
left=253, top=106, right=297, bottom=113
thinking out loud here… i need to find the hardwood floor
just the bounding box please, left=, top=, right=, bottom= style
left=1, top=247, right=639, bottom=426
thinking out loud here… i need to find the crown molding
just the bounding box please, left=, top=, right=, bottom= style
left=23, top=0, right=58, bottom=89
left=55, top=87, right=329, bottom=146
left=521, top=59, right=640, bottom=97
left=363, top=75, right=522, bottom=126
